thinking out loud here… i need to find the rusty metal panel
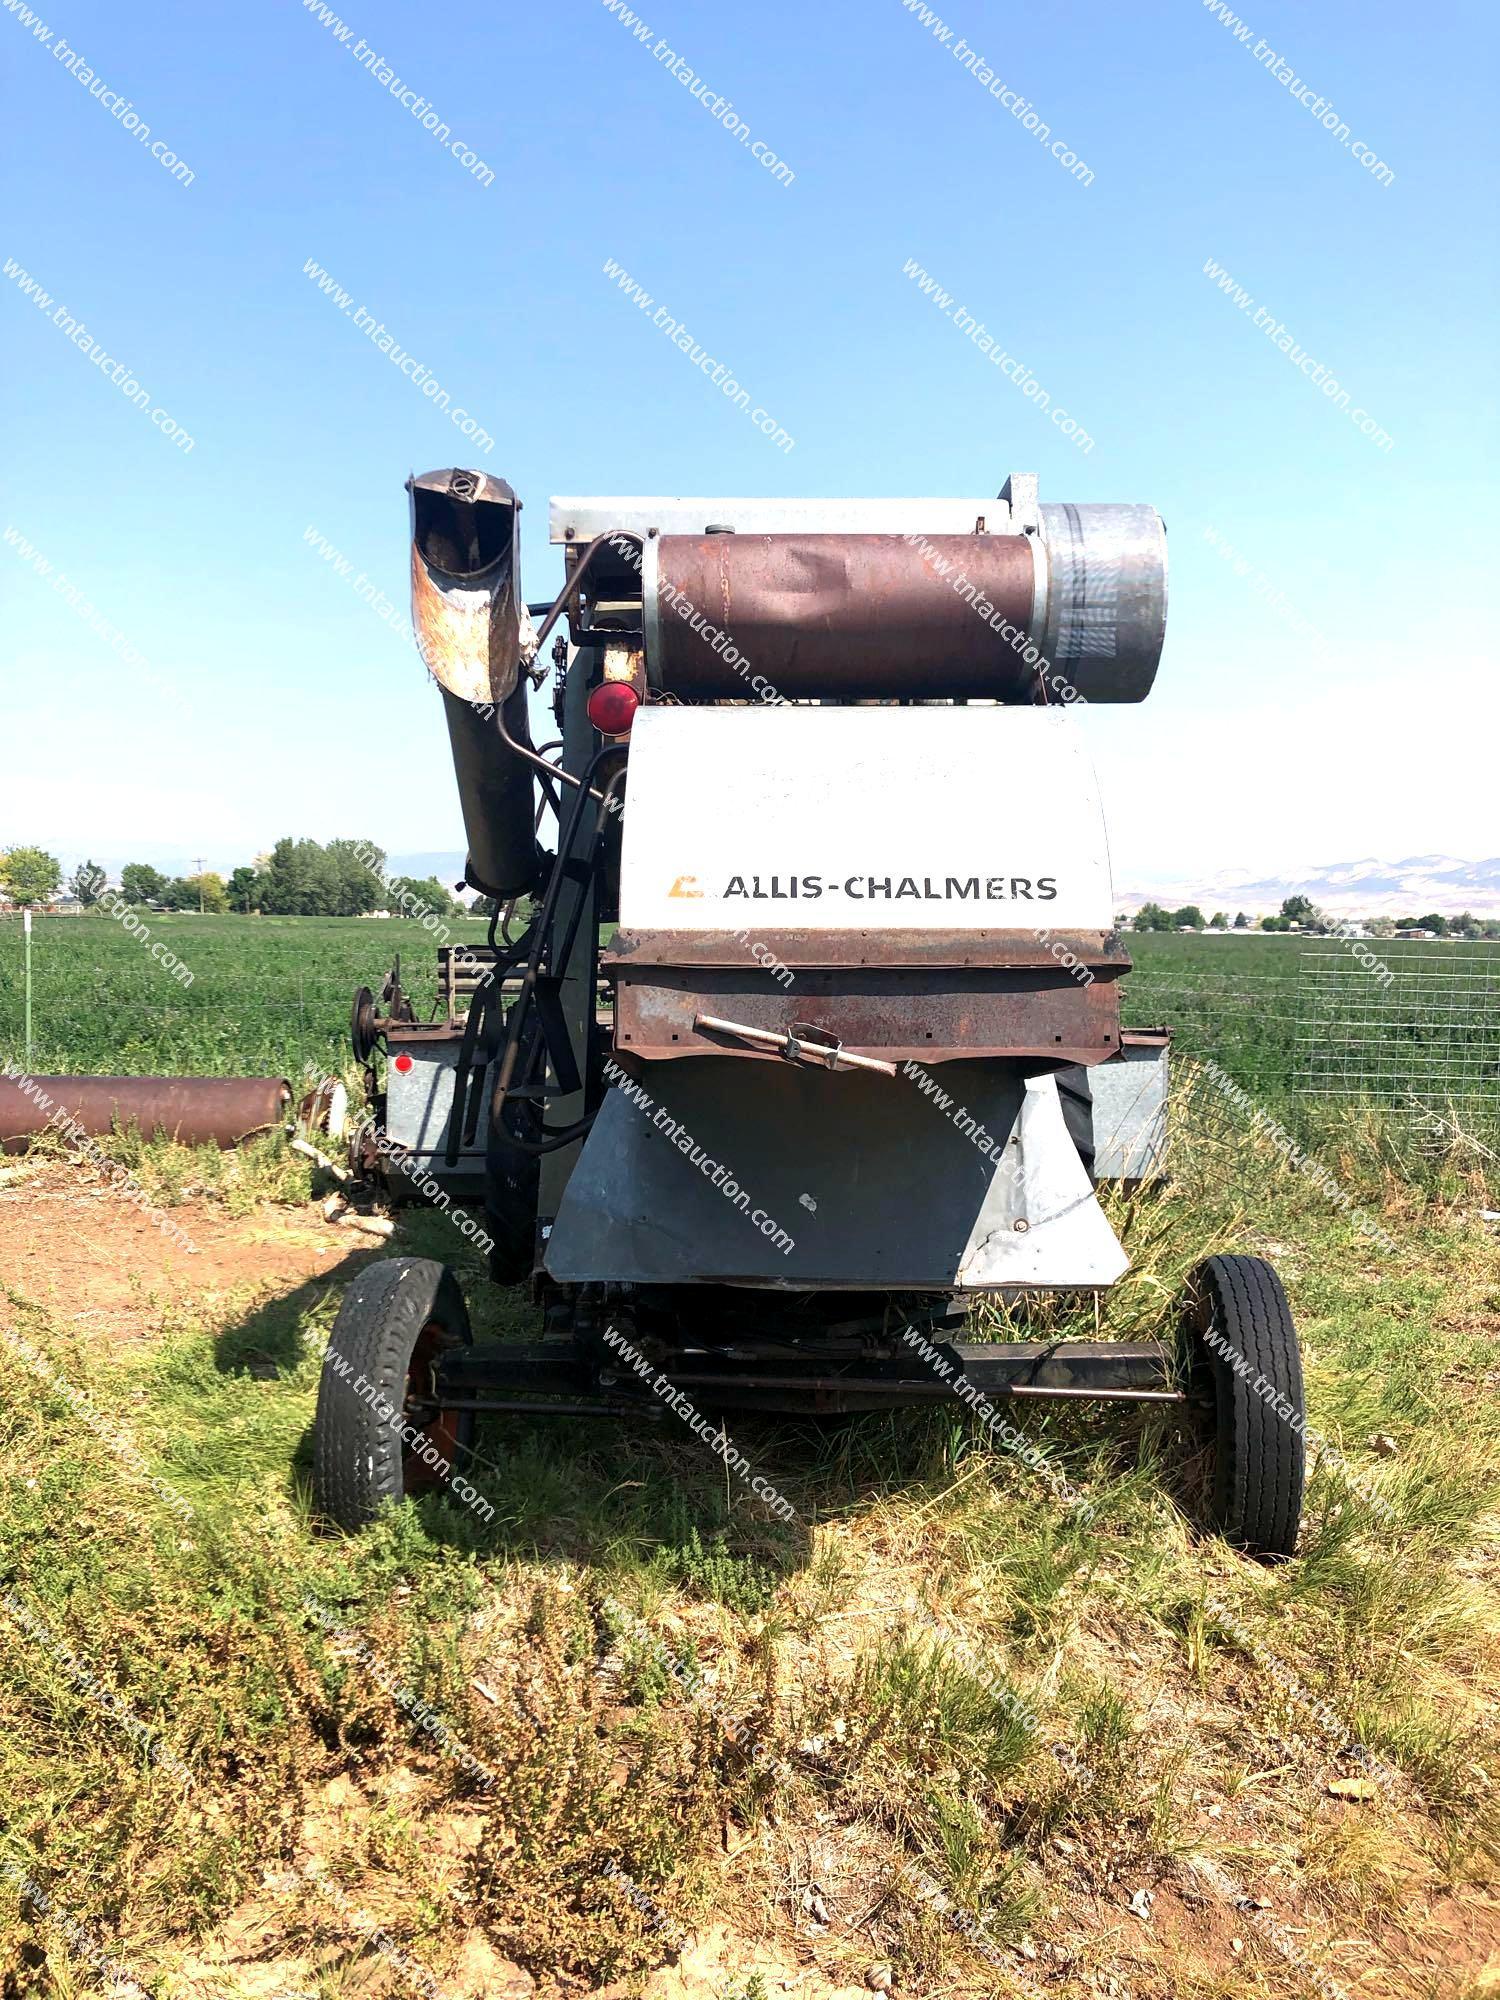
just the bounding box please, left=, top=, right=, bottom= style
left=612, top=971, right=1120, bottom=1066
left=652, top=533, right=1037, bottom=699
left=606, top=943, right=1114, bottom=1068
left=607, top=926, right=1126, bottom=1065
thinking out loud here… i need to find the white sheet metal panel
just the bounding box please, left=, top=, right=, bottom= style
left=618, top=705, right=1114, bottom=933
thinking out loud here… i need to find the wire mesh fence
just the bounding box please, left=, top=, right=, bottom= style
left=1292, top=947, right=1500, bottom=1128
left=1120, top=973, right=1302, bottom=1096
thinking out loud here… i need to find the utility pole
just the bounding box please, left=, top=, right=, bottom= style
left=192, top=856, right=207, bottom=913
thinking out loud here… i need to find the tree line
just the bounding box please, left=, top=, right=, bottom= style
left=4, top=843, right=1495, bottom=937
left=0, top=840, right=468, bottom=920
left=1129, top=895, right=1500, bottom=938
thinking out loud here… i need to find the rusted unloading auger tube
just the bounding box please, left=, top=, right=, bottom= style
left=408, top=467, right=541, bottom=900
left=0, top=1077, right=291, bottom=1153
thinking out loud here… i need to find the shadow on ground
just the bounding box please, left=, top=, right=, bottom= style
left=205, top=1230, right=1215, bottom=1612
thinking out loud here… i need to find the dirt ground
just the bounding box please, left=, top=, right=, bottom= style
left=0, top=1156, right=358, bottom=1338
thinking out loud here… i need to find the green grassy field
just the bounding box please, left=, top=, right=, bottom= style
left=3, top=917, right=1497, bottom=1144
left=0, top=913, right=495, bottom=1079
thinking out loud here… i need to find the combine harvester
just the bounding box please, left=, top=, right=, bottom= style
left=313, top=469, right=1304, bottom=1558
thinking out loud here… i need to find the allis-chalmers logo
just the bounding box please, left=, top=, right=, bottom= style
left=668, top=872, right=1059, bottom=902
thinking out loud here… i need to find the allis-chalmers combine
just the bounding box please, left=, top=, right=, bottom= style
left=311, top=469, right=1304, bottom=1559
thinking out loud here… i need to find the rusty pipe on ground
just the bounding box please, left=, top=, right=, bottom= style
left=0, top=1077, right=292, bottom=1154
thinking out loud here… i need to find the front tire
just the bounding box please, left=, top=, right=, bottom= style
left=313, top=1258, right=475, bottom=1531
left=1182, top=1254, right=1305, bottom=1559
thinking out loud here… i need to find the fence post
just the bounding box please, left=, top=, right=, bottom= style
left=23, top=908, right=33, bottom=1070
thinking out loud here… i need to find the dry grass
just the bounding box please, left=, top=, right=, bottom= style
left=1, top=1075, right=1498, bottom=1997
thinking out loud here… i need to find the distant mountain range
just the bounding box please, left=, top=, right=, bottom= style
left=1117, top=856, right=1500, bottom=919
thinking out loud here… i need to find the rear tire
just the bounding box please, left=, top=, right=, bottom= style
left=1054, top=1066, right=1096, bottom=1183
left=313, top=1258, right=475, bottom=1531
left=1182, top=1254, right=1304, bottom=1559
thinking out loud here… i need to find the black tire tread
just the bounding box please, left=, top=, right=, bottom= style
left=1054, top=1066, right=1097, bottom=1184
left=312, top=1257, right=470, bottom=1531
left=1189, top=1253, right=1304, bottom=1559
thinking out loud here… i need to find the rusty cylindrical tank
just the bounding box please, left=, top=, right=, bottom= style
left=646, top=505, right=1166, bottom=703
left=0, top=1077, right=292, bottom=1154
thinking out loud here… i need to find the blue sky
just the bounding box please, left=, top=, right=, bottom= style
left=2, top=0, right=1495, bottom=893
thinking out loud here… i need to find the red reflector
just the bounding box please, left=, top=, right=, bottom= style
left=586, top=681, right=641, bottom=736
left=393, top=1052, right=413, bottom=1072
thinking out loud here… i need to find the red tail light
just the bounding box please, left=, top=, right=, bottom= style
left=586, top=681, right=641, bottom=736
